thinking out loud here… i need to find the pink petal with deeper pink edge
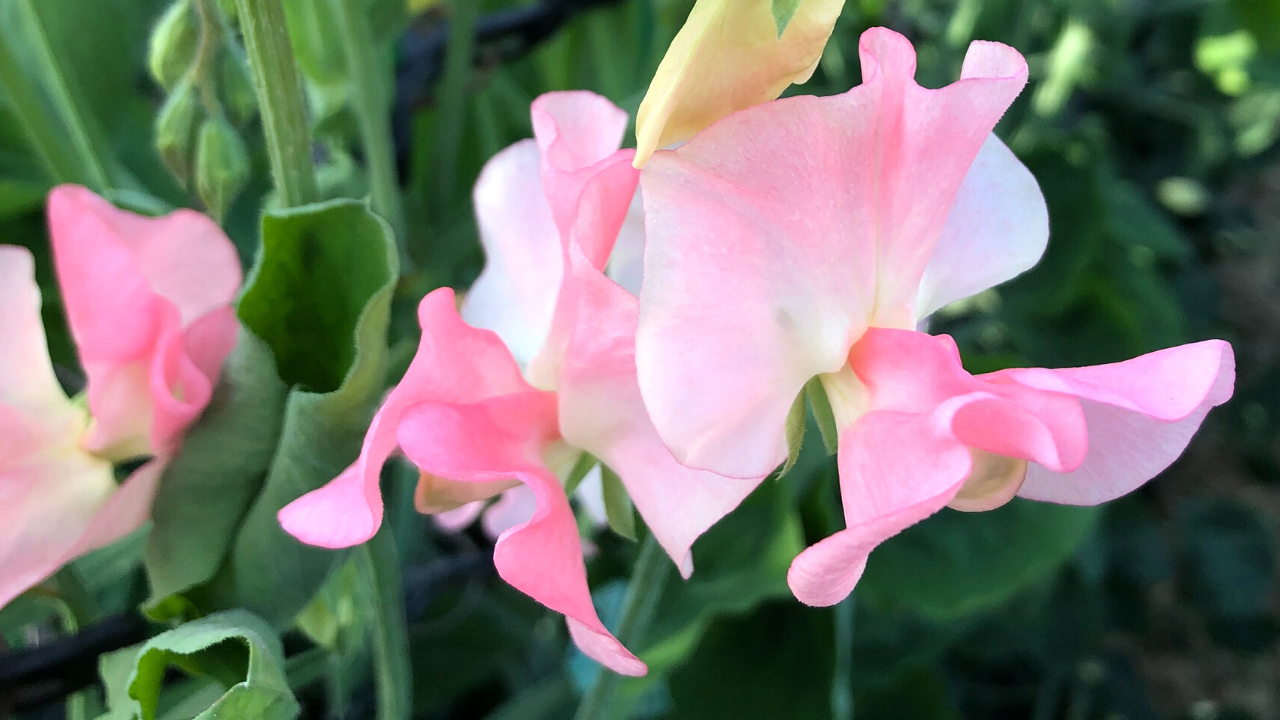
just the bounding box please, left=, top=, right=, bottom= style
left=559, top=251, right=764, bottom=577
left=279, top=288, right=536, bottom=549
left=636, top=28, right=1028, bottom=480
left=990, top=340, right=1236, bottom=505
left=915, top=134, right=1048, bottom=319
left=462, top=140, right=564, bottom=367
left=47, top=185, right=240, bottom=456
left=396, top=394, right=645, bottom=676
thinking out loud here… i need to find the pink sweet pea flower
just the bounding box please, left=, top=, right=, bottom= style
left=280, top=92, right=764, bottom=676
left=0, top=186, right=241, bottom=608
left=634, top=28, right=1235, bottom=607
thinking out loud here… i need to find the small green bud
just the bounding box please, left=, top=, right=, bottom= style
left=155, top=80, right=202, bottom=184
left=148, top=0, right=199, bottom=91
left=195, top=115, right=250, bottom=221
left=219, top=50, right=258, bottom=125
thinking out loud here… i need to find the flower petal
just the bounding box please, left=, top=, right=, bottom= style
left=993, top=340, right=1235, bottom=505
left=560, top=254, right=764, bottom=577
left=633, top=0, right=845, bottom=166
left=914, top=134, right=1049, bottom=319
left=0, top=246, right=74, bottom=421
left=636, top=29, right=1028, bottom=479
left=397, top=394, right=646, bottom=677
left=462, top=140, right=564, bottom=366
left=279, top=288, right=531, bottom=548
left=0, top=449, right=161, bottom=609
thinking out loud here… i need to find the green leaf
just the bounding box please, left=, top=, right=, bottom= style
left=771, top=0, right=803, bottom=36
left=143, top=332, right=289, bottom=620
left=95, top=610, right=299, bottom=720
left=203, top=199, right=398, bottom=627
left=859, top=500, right=1097, bottom=619
left=601, top=465, right=638, bottom=542
left=781, top=387, right=807, bottom=477
left=804, top=377, right=839, bottom=456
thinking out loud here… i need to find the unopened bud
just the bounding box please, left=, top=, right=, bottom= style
left=155, top=80, right=201, bottom=184
left=220, top=51, right=257, bottom=125
left=148, top=0, right=198, bottom=91
left=195, top=115, right=250, bottom=221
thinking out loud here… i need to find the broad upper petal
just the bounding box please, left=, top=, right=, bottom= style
left=914, top=134, right=1049, bottom=319
left=462, top=140, right=564, bottom=367
left=279, top=288, right=532, bottom=548
left=991, top=340, right=1235, bottom=505
left=0, top=246, right=75, bottom=425
left=397, top=394, right=646, bottom=676
left=636, top=29, right=1027, bottom=479
left=633, top=0, right=845, bottom=166
left=560, top=254, right=764, bottom=577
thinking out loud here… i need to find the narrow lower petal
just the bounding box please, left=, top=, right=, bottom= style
left=992, top=340, right=1236, bottom=505
left=280, top=288, right=532, bottom=548
left=397, top=395, right=645, bottom=676
left=560, top=255, right=764, bottom=576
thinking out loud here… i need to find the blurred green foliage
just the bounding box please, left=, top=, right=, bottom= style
left=1, top=0, right=1279, bottom=718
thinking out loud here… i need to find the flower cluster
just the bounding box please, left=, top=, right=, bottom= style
left=283, top=26, right=1234, bottom=675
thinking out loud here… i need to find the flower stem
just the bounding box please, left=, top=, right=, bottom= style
left=234, top=0, right=318, bottom=207
left=356, top=524, right=414, bottom=720
left=831, top=591, right=856, bottom=720
left=328, top=0, right=407, bottom=256
left=572, top=533, right=670, bottom=720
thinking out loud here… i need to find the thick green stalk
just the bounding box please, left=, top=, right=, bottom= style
left=356, top=525, right=413, bottom=720
left=234, top=0, right=318, bottom=206
left=572, top=533, right=670, bottom=720
left=3, top=1, right=110, bottom=189
left=328, top=0, right=406, bottom=249
left=831, top=592, right=856, bottom=720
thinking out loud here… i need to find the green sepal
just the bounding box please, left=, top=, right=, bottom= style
left=780, top=387, right=807, bottom=477
left=771, top=0, right=803, bottom=36
left=563, top=451, right=600, bottom=497
left=601, top=465, right=638, bottom=542
left=803, top=377, right=839, bottom=456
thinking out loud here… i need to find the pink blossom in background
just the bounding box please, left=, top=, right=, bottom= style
left=0, top=185, right=241, bottom=608
left=635, top=28, right=1234, bottom=607
left=280, top=92, right=763, bottom=676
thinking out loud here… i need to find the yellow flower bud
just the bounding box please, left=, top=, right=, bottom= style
left=633, top=0, right=845, bottom=167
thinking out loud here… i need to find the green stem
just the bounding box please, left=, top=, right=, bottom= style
left=357, top=525, right=413, bottom=720
left=234, top=0, right=318, bottom=207
left=831, top=592, right=856, bottom=720
left=329, top=0, right=407, bottom=256
left=572, top=533, right=670, bottom=720
left=431, top=0, right=479, bottom=212
left=5, top=0, right=110, bottom=189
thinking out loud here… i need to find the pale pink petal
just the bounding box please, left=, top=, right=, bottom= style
left=560, top=254, right=764, bottom=577
left=636, top=28, right=1028, bottom=479
left=0, top=450, right=161, bottom=609
left=0, top=246, right=74, bottom=420
left=432, top=501, right=486, bottom=533
left=605, top=188, right=645, bottom=297
left=914, top=134, right=1048, bottom=319
left=992, top=340, right=1236, bottom=505
left=47, top=186, right=240, bottom=456
left=280, top=288, right=532, bottom=548
left=787, top=407, right=973, bottom=607
left=397, top=394, right=645, bottom=676
left=481, top=484, right=537, bottom=539
left=462, top=140, right=564, bottom=366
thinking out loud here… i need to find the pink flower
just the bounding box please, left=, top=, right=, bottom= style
left=0, top=185, right=241, bottom=608
left=634, top=28, right=1234, bottom=606
left=280, top=92, right=765, bottom=676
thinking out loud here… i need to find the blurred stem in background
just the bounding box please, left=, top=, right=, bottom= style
left=235, top=0, right=318, bottom=206
left=329, top=0, right=408, bottom=255
left=430, top=0, right=480, bottom=218
left=831, top=592, right=855, bottom=720
left=357, top=525, right=414, bottom=720
left=573, top=533, right=671, bottom=720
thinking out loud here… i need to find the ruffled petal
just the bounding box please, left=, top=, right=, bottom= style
left=633, top=0, right=844, bottom=165
left=46, top=186, right=239, bottom=457
left=397, top=394, right=646, bottom=676
left=462, top=140, right=564, bottom=366
left=636, top=28, right=1028, bottom=479
left=279, top=288, right=531, bottom=548
left=992, top=340, right=1236, bottom=505
left=914, top=134, right=1049, bottom=319
left=560, top=253, right=764, bottom=577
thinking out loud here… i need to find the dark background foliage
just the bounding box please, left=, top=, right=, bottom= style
left=0, top=0, right=1278, bottom=719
